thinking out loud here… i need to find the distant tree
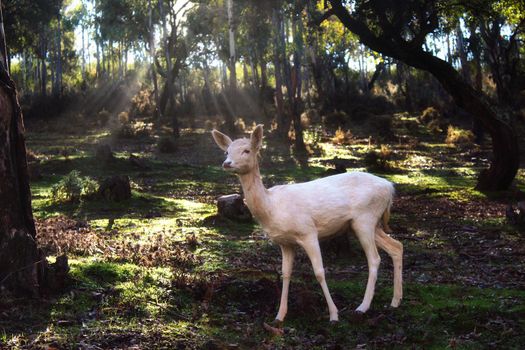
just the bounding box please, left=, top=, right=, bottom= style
left=324, top=0, right=520, bottom=191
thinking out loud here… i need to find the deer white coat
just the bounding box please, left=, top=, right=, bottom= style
left=212, top=125, right=403, bottom=322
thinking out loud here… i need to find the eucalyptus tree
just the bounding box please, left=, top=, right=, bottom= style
left=156, top=0, right=193, bottom=137
left=2, top=0, right=62, bottom=95
left=186, top=0, right=236, bottom=131
left=323, top=0, right=520, bottom=190
left=474, top=0, right=524, bottom=107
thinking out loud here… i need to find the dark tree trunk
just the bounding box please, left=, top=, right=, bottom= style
left=40, top=33, right=47, bottom=97
left=272, top=7, right=285, bottom=135
left=1, top=3, right=69, bottom=296
left=260, top=60, right=267, bottom=90
left=0, top=5, right=43, bottom=293
left=291, top=4, right=306, bottom=153
left=148, top=0, right=161, bottom=120
left=368, top=61, right=385, bottom=91
left=329, top=0, right=519, bottom=190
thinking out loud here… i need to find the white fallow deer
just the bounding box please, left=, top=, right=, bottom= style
left=212, top=125, right=403, bottom=323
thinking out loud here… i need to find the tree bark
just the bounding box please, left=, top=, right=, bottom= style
left=225, top=0, right=237, bottom=132
left=54, top=12, right=62, bottom=97
left=291, top=3, right=306, bottom=153
left=0, top=4, right=44, bottom=294
left=158, top=0, right=179, bottom=137
left=456, top=23, right=471, bottom=84
left=272, top=7, right=285, bottom=134
left=328, top=0, right=519, bottom=190
left=39, top=32, right=47, bottom=97
left=148, top=0, right=161, bottom=120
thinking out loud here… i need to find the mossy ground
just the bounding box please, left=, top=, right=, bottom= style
left=1, top=114, right=524, bottom=349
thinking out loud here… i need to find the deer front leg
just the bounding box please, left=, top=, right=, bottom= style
left=299, top=237, right=339, bottom=322
left=275, top=244, right=295, bottom=322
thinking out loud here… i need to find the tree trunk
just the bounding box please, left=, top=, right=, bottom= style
left=225, top=0, right=236, bottom=132
left=368, top=61, right=385, bottom=91
left=55, top=13, right=62, bottom=97
left=291, top=4, right=305, bottom=153
left=242, top=61, right=249, bottom=87
left=158, top=0, right=178, bottom=137
left=0, top=5, right=44, bottom=295
left=456, top=23, right=471, bottom=84
left=148, top=0, right=161, bottom=120
left=39, top=32, right=47, bottom=97
left=272, top=7, right=285, bottom=134
left=227, top=0, right=237, bottom=92
left=81, top=22, right=86, bottom=81
left=95, top=40, right=100, bottom=79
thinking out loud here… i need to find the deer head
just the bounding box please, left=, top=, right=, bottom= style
left=212, top=124, right=263, bottom=175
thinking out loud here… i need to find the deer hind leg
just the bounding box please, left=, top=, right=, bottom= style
left=352, top=218, right=381, bottom=313
left=375, top=227, right=403, bottom=307
left=299, top=237, right=338, bottom=321
left=275, top=244, right=295, bottom=322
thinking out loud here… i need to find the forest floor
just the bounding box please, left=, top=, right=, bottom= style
left=1, top=113, right=524, bottom=349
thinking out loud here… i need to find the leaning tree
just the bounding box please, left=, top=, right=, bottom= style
left=322, top=0, right=520, bottom=191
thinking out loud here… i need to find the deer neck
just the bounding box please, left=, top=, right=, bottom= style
left=238, top=164, right=271, bottom=223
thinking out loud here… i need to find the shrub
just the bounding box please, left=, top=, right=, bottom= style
left=130, top=88, right=155, bottom=118
left=26, top=149, right=39, bottom=162
left=363, top=145, right=392, bottom=171
left=332, top=127, right=353, bottom=145
left=427, top=119, right=443, bottom=134
left=234, top=118, right=246, bottom=132
left=367, top=114, right=394, bottom=139
left=418, top=106, right=441, bottom=125
left=114, top=121, right=153, bottom=139
left=157, top=136, right=177, bottom=153
left=118, top=111, right=130, bottom=125
left=301, top=109, right=321, bottom=127
left=445, top=125, right=474, bottom=145
left=418, top=106, right=444, bottom=133
left=52, top=170, right=98, bottom=203
left=95, top=109, right=111, bottom=126
left=323, top=110, right=349, bottom=127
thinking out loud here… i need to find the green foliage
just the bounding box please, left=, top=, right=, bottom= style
left=51, top=170, right=98, bottom=203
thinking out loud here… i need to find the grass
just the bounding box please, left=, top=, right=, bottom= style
left=1, top=113, right=524, bottom=348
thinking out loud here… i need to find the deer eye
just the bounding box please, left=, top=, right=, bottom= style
left=242, top=149, right=250, bottom=154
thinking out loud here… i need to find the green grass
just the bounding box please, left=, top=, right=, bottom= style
left=3, top=114, right=523, bottom=348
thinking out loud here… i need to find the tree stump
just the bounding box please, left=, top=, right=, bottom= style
left=98, top=175, right=131, bottom=201
left=217, top=194, right=252, bottom=222
left=95, top=144, right=114, bottom=163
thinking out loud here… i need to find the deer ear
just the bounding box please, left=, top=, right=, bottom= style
left=251, top=124, right=264, bottom=151
left=212, top=130, right=232, bottom=152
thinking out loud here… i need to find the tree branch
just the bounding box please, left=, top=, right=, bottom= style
left=312, top=8, right=335, bottom=26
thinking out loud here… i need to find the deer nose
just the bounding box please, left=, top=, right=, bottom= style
left=223, top=160, right=233, bottom=168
